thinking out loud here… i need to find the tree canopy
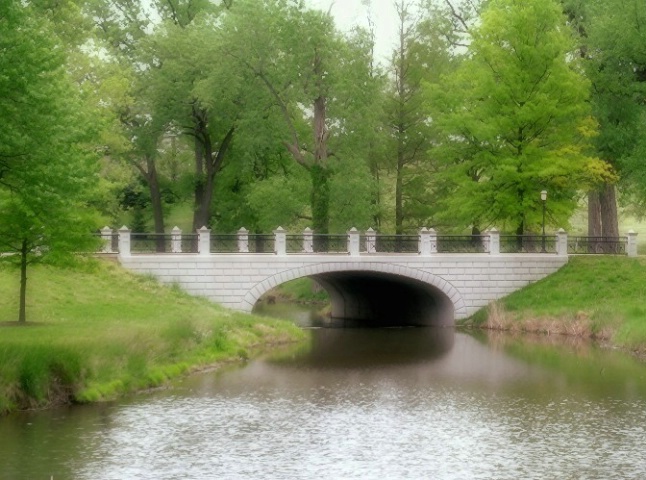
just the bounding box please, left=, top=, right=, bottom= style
left=0, top=0, right=99, bottom=321
left=427, top=0, right=613, bottom=234
left=3, top=0, right=646, bottom=264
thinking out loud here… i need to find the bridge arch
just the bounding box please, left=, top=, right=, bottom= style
left=242, top=262, right=467, bottom=326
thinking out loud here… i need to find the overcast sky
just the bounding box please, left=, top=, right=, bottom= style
left=306, top=0, right=400, bottom=64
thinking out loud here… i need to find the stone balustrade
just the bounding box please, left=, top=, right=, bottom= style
left=96, top=226, right=638, bottom=258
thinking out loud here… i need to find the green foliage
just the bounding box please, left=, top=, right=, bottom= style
left=381, top=1, right=456, bottom=233
left=329, top=156, right=377, bottom=231
left=219, top=0, right=382, bottom=234
left=427, top=0, right=612, bottom=233
left=578, top=0, right=646, bottom=214
left=245, top=169, right=311, bottom=233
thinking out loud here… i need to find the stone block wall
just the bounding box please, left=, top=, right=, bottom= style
left=118, top=253, right=568, bottom=321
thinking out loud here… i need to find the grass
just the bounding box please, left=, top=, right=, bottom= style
left=464, top=256, right=646, bottom=351
left=0, top=259, right=305, bottom=415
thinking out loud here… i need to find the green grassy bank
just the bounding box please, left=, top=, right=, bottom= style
left=0, top=260, right=305, bottom=415
left=463, top=256, right=646, bottom=352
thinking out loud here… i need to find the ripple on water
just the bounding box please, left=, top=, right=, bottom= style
left=73, top=384, right=646, bottom=480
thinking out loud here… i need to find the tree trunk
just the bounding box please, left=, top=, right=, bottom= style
left=370, top=159, right=382, bottom=229
left=394, top=4, right=407, bottom=235
left=256, top=48, right=331, bottom=235
left=146, top=155, right=166, bottom=252
left=310, top=48, right=331, bottom=236
left=395, top=147, right=405, bottom=234
left=587, top=191, right=602, bottom=237
left=515, top=218, right=524, bottom=251
left=311, top=164, right=330, bottom=235
left=600, top=183, right=619, bottom=238
left=192, top=133, right=207, bottom=232
left=191, top=124, right=235, bottom=233
left=19, top=239, right=27, bottom=323
left=600, top=183, right=619, bottom=253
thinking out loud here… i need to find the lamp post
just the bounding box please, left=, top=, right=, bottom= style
left=541, top=190, right=547, bottom=253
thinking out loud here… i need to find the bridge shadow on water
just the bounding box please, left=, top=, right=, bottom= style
left=268, top=326, right=456, bottom=369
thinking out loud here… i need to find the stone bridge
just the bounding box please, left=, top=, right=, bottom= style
left=104, top=227, right=637, bottom=326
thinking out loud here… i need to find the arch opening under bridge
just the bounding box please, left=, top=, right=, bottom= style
left=243, top=263, right=467, bottom=327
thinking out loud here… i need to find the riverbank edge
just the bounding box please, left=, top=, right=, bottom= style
left=457, top=302, right=620, bottom=346
left=456, top=318, right=646, bottom=363
left=1, top=322, right=306, bottom=417
left=0, top=262, right=307, bottom=417
left=456, top=256, right=646, bottom=358
left=1, top=322, right=306, bottom=418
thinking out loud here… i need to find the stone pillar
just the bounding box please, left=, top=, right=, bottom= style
left=627, top=230, right=638, bottom=257
left=556, top=228, right=568, bottom=256
left=429, top=228, right=438, bottom=254
left=419, top=227, right=431, bottom=256
left=171, top=226, right=182, bottom=253
left=348, top=227, right=360, bottom=256
left=482, top=231, right=490, bottom=253
left=303, top=227, right=314, bottom=253
left=365, top=228, right=376, bottom=254
left=274, top=226, right=286, bottom=256
left=100, top=226, right=113, bottom=254
left=118, top=226, right=131, bottom=257
left=488, top=228, right=500, bottom=255
left=237, top=227, right=249, bottom=253
left=198, top=226, right=210, bottom=256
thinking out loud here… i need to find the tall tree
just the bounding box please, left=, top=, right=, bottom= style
left=384, top=0, right=454, bottom=234
left=573, top=0, right=646, bottom=235
left=85, top=0, right=171, bottom=235
left=143, top=12, right=240, bottom=232
left=0, top=1, right=99, bottom=322
left=327, top=23, right=386, bottom=232
left=87, top=0, right=233, bottom=234
left=427, top=0, right=612, bottom=234
left=222, top=0, right=378, bottom=234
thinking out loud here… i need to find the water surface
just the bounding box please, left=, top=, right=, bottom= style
left=2, top=306, right=646, bottom=479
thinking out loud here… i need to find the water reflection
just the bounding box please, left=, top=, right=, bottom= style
left=479, top=330, right=646, bottom=400
left=2, top=312, right=646, bottom=479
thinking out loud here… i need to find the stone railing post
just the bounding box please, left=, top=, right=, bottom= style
left=365, top=228, right=376, bottom=254
left=118, top=226, right=131, bottom=257
left=274, top=226, right=286, bottom=256
left=627, top=230, right=638, bottom=257
left=198, top=226, right=210, bottom=256
left=237, top=227, right=249, bottom=253
left=303, top=227, right=314, bottom=253
left=488, top=228, right=500, bottom=255
left=348, top=227, right=360, bottom=256
left=419, top=227, right=431, bottom=256
left=482, top=230, right=490, bottom=253
left=171, top=226, right=182, bottom=253
left=429, top=228, right=437, bottom=254
left=556, top=228, right=568, bottom=256
left=100, top=226, right=113, bottom=253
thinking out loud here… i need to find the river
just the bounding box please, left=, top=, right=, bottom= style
left=1, top=302, right=646, bottom=479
